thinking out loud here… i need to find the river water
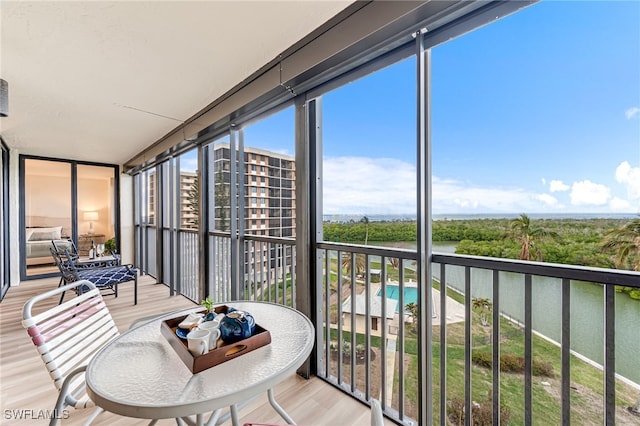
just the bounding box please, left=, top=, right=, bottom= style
left=385, top=241, right=640, bottom=385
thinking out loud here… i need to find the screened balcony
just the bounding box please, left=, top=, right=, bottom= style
left=2, top=1, right=639, bottom=425
left=129, top=228, right=640, bottom=425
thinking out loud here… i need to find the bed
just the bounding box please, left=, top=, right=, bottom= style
left=25, top=216, right=72, bottom=266
left=25, top=226, right=63, bottom=265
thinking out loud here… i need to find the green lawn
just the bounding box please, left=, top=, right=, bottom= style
left=326, top=280, right=638, bottom=424
left=406, top=296, right=638, bottom=425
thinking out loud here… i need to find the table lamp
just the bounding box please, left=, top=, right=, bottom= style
left=84, top=211, right=99, bottom=235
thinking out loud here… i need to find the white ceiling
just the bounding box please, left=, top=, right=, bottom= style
left=0, top=1, right=353, bottom=166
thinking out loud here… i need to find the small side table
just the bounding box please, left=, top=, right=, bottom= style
left=86, top=302, right=314, bottom=425
left=78, top=234, right=105, bottom=256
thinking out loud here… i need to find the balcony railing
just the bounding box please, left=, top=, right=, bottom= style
left=159, top=232, right=640, bottom=425
left=314, top=243, right=640, bottom=425
left=207, top=232, right=296, bottom=308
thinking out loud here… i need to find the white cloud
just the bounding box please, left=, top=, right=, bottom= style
left=536, top=193, right=560, bottom=207
left=609, top=196, right=631, bottom=211
left=322, top=156, right=637, bottom=215
left=625, top=107, right=640, bottom=120
left=431, top=177, right=564, bottom=214
left=541, top=178, right=546, bottom=186
left=570, top=180, right=611, bottom=206
left=615, top=161, right=640, bottom=200
left=323, top=158, right=560, bottom=215
left=322, top=156, right=416, bottom=215
left=549, top=180, right=569, bottom=192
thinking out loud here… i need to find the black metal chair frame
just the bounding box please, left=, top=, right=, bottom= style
left=50, top=248, right=138, bottom=305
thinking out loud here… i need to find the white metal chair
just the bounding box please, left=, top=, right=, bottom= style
left=22, top=280, right=120, bottom=426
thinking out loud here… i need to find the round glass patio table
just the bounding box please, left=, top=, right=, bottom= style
left=85, top=301, right=314, bottom=425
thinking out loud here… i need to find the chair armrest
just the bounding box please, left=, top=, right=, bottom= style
left=59, top=365, right=88, bottom=407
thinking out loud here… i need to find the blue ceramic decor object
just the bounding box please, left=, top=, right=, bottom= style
left=205, top=312, right=216, bottom=321
left=176, top=328, right=189, bottom=340
left=220, top=308, right=255, bottom=343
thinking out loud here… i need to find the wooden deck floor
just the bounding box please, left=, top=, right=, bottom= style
left=1, top=275, right=385, bottom=426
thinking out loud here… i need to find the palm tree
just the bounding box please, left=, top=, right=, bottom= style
left=406, top=302, right=418, bottom=332
left=472, top=297, right=492, bottom=326
left=509, top=213, right=559, bottom=261
left=602, top=218, right=640, bottom=416
left=214, top=169, right=230, bottom=231
left=361, top=216, right=370, bottom=245
left=601, top=218, right=640, bottom=271
left=388, top=257, right=400, bottom=270
left=601, top=218, right=640, bottom=415
left=341, top=252, right=366, bottom=278
left=187, top=175, right=199, bottom=228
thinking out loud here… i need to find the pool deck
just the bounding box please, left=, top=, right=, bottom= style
left=379, top=281, right=465, bottom=407
left=338, top=281, right=466, bottom=407
left=381, top=280, right=466, bottom=326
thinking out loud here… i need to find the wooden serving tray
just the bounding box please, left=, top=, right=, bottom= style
left=160, top=305, right=271, bottom=374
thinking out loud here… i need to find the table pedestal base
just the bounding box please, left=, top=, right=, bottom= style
left=177, top=388, right=295, bottom=426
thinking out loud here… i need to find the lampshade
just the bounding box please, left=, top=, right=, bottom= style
left=0, top=79, right=7, bottom=117
left=83, top=211, right=99, bottom=221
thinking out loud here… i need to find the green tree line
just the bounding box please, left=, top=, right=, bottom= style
left=323, top=215, right=640, bottom=300
left=324, top=219, right=417, bottom=242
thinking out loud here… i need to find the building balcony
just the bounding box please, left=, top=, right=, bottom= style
left=130, top=229, right=640, bottom=424
left=0, top=275, right=383, bottom=426
left=3, top=2, right=638, bottom=425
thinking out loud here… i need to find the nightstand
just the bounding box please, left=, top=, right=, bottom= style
left=78, top=234, right=105, bottom=256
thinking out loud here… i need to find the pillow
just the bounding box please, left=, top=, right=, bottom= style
left=29, top=231, right=59, bottom=241
left=27, top=226, right=62, bottom=241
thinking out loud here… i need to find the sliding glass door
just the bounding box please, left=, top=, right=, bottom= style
left=20, top=156, right=119, bottom=279
left=22, top=158, right=72, bottom=277
left=0, top=141, right=9, bottom=299
left=77, top=164, right=117, bottom=256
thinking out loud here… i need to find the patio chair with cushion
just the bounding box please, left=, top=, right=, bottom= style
left=50, top=247, right=138, bottom=305
left=51, top=239, right=121, bottom=267
left=51, top=239, right=77, bottom=259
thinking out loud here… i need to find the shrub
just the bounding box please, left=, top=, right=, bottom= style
left=532, top=360, right=555, bottom=378
left=472, top=351, right=492, bottom=369
left=500, top=354, right=524, bottom=373
left=448, top=394, right=511, bottom=426
left=447, top=397, right=465, bottom=426
left=471, top=351, right=554, bottom=378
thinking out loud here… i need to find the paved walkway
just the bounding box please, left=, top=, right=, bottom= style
left=430, top=287, right=466, bottom=326
left=383, top=287, right=465, bottom=406
left=333, top=284, right=466, bottom=407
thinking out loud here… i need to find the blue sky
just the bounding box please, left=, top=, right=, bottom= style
left=185, top=1, right=640, bottom=217
left=320, top=0, right=640, bottom=216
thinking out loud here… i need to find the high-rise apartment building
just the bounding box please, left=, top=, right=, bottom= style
left=179, top=171, right=198, bottom=228
left=211, top=143, right=296, bottom=238
left=144, top=144, right=295, bottom=236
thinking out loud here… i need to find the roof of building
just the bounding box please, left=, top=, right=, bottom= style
left=341, top=294, right=397, bottom=319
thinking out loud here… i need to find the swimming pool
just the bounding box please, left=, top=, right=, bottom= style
left=377, top=285, right=418, bottom=313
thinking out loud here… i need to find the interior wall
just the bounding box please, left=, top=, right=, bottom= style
left=119, top=173, right=134, bottom=265
left=25, top=175, right=69, bottom=217
left=25, top=174, right=72, bottom=238
left=9, top=150, right=20, bottom=285
left=78, top=177, right=112, bottom=237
